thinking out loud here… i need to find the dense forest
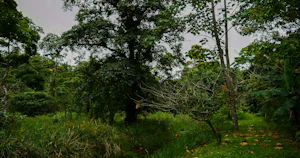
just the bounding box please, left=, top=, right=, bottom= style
left=1, top=0, right=299, bottom=157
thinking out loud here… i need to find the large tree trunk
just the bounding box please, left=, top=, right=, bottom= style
left=124, top=41, right=138, bottom=124
left=125, top=96, right=138, bottom=124
left=210, top=0, right=238, bottom=130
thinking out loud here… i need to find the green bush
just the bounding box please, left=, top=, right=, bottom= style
left=8, top=92, right=57, bottom=116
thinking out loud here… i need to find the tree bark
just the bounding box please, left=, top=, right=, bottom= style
left=0, top=60, right=11, bottom=111
left=210, top=0, right=238, bottom=130
left=124, top=40, right=138, bottom=124
left=50, top=58, right=58, bottom=97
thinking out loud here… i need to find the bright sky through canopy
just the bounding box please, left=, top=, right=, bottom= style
left=16, top=0, right=255, bottom=64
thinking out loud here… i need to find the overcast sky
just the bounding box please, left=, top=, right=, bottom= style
left=16, top=0, right=255, bottom=64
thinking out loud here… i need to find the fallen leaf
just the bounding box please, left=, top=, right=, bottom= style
left=255, top=139, right=259, bottom=142
left=244, top=134, right=253, bottom=137
left=262, top=144, right=269, bottom=147
left=240, top=142, right=248, bottom=146
left=259, top=130, right=264, bottom=132
left=234, top=135, right=237, bottom=138
left=186, top=146, right=190, bottom=154
left=139, top=146, right=143, bottom=150
left=292, top=145, right=299, bottom=149
left=272, top=135, right=279, bottom=139
left=203, top=144, right=207, bottom=147
left=224, top=138, right=232, bottom=142
left=274, top=147, right=283, bottom=150
left=276, top=143, right=282, bottom=147
left=221, top=142, right=228, bottom=146
left=224, top=134, right=228, bottom=137
left=175, top=134, right=180, bottom=138
left=263, top=140, right=271, bottom=142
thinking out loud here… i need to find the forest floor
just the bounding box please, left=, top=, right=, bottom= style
left=182, top=113, right=300, bottom=158
left=2, top=111, right=299, bottom=157
left=115, top=112, right=300, bottom=157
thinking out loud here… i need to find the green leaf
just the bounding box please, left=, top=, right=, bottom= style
left=251, top=88, right=284, bottom=97
left=275, top=99, right=296, bottom=115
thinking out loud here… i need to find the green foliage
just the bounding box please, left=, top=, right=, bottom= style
left=0, top=0, right=42, bottom=111
left=284, top=59, right=294, bottom=91
left=0, top=111, right=24, bottom=132
left=8, top=92, right=57, bottom=116
left=13, top=66, right=45, bottom=91
left=233, top=0, right=299, bottom=36
left=234, top=1, right=300, bottom=133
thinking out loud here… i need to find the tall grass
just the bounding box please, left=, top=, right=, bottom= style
left=0, top=113, right=123, bottom=157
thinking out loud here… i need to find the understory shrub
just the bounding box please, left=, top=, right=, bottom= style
left=8, top=92, right=57, bottom=116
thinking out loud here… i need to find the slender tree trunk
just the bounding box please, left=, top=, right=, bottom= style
left=2, top=84, right=9, bottom=111
left=50, top=58, right=57, bottom=97
left=224, top=0, right=230, bottom=69
left=206, top=120, right=221, bottom=144
left=1, top=65, right=10, bottom=111
left=210, top=0, right=238, bottom=130
left=1, top=42, right=12, bottom=111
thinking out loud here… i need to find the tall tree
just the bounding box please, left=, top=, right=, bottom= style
left=39, top=33, right=66, bottom=97
left=0, top=0, right=42, bottom=110
left=62, top=0, right=185, bottom=123
left=186, top=0, right=239, bottom=130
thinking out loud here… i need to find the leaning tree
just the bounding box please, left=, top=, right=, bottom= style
left=137, top=58, right=225, bottom=144
left=62, top=0, right=186, bottom=123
